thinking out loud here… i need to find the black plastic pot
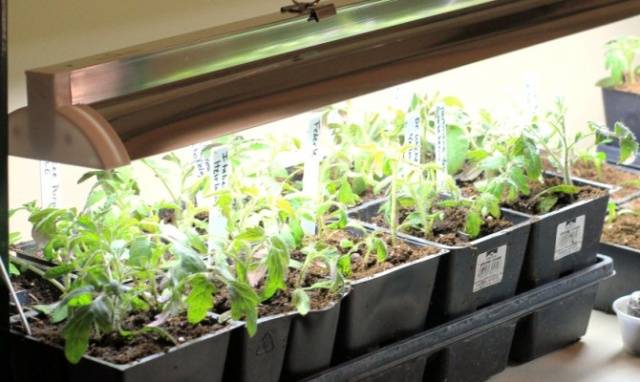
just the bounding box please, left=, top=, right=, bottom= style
left=282, top=290, right=349, bottom=381
left=224, top=313, right=294, bottom=382
left=602, top=87, right=640, bottom=146
left=304, top=255, right=613, bottom=382
left=504, top=178, right=609, bottom=291
left=349, top=199, right=531, bottom=326
left=333, top=232, right=445, bottom=361
left=595, top=241, right=640, bottom=313
left=510, top=284, right=599, bottom=363
left=9, top=319, right=238, bottom=382
left=598, top=87, right=640, bottom=169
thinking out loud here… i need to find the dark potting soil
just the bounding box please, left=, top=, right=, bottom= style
left=323, top=230, right=440, bottom=279
left=572, top=161, right=640, bottom=200
left=369, top=207, right=512, bottom=246
left=11, top=271, right=62, bottom=306
left=214, top=266, right=340, bottom=318
left=601, top=199, right=640, bottom=249
left=15, top=312, right=227, bottom=365
left=503, top=177, right=606, bottom=215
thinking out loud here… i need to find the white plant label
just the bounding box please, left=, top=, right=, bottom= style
left=302, top=115, right=322, bottom=235
left=404, top=112, right=421, bottom=164
left=554, top=215, right=585, bottom=261
left=435, top=104, right=448, bottom=188
left=208, top=146, right=230, bottom=250
left=473, top=245, right=507, bottom=293
left=40, top=161, right=60, bottom=208
left=190, top=143, right=210, bottom=178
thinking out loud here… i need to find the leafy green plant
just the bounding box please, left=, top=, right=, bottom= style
left=597, top=36, right=640, bottom=88
left=530, top=98, right=638, bottom=186
left=471, top=134, right=542, bottom=203
left=11, top=167, right=262, bottom=364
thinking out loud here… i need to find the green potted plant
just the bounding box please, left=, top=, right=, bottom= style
left=9, top=167, right=243, bottom=382
left=597, top=36, right=640, bottom=167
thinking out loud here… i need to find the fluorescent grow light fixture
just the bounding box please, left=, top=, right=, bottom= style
left=9, top=0, right=640, bottom=168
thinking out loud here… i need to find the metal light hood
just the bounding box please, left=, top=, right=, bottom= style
left=9, top=0, right=640, bottom=169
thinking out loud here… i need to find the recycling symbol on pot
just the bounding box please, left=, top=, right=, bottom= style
left=256, top=331, right=276, bottom=355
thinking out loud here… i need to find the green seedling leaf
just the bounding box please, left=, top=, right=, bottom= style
left=447, top=125, right=469, bottom=174
left=338, top=178, right=359, bottom=206
left=292, top=289, right=311, bottom=316
left=44, top=263, right=75, bottom=279
left=351, top=176, right=367, bottom=195
left=619, top=134, right=639, bottom=165
left=464, top=210, right=482, bottom=239
left=62, top=308, right=93, bottom=364
left=9, top=231, right=21, bottom=245
left=339, top=239, right=354, bottom=249
left=62, top=299, right=111, bottom=364
left=8, top=261, right=20, bottom=276
left=229, top=280, right=259, bottom=336
left=479, top=152, right=507, bottom=171
left=236, top=227, right=265, bottom=242
left=261, top=241, right=288, bottom=300
left=537, top=195, right=559, bottom=214
left=337, top=254, right=352, bottom=277
left=186, top=274, right=215, bottom=324
left=372, top=237, right=388, bottom=262
left=128, top=237, right=152, bottom=267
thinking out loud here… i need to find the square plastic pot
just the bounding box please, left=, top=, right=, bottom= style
left=9, top=319, right=238, bottom=382
left=282, top=290, right=349, bottom=381
left=223, top=313, right=294, bottom=382
left=595, top=241, right=640, bottom=313
left=333, top=233, right=445, bottom=361
left=504, top=178, right=610, bottom=291
left=349, top=199, right=531, bottom=326
left=598, top=87, right=640, bottom=169
left=601, top=87, right=640, bottom=147
left=510, top=284, right=599, bottom=363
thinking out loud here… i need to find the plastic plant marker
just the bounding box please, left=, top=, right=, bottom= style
left=0, top=260, right=31, bottom=335
left=40, top=161, right=60, bottom=208
left=208, top=145, right=230, bottom=251
left=435, top=103, right=448, bottom=189
left=404, top=111, right=421, bottom=165
left=302, top=114, right=322, bottom=235
left=190, top=143, right=210, bottom=178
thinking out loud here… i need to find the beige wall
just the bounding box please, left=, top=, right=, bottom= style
left=8, top=1, right=640, bottom=237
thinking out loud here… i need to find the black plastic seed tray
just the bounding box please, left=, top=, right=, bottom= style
left=303, top=255, right=614, bottom=382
